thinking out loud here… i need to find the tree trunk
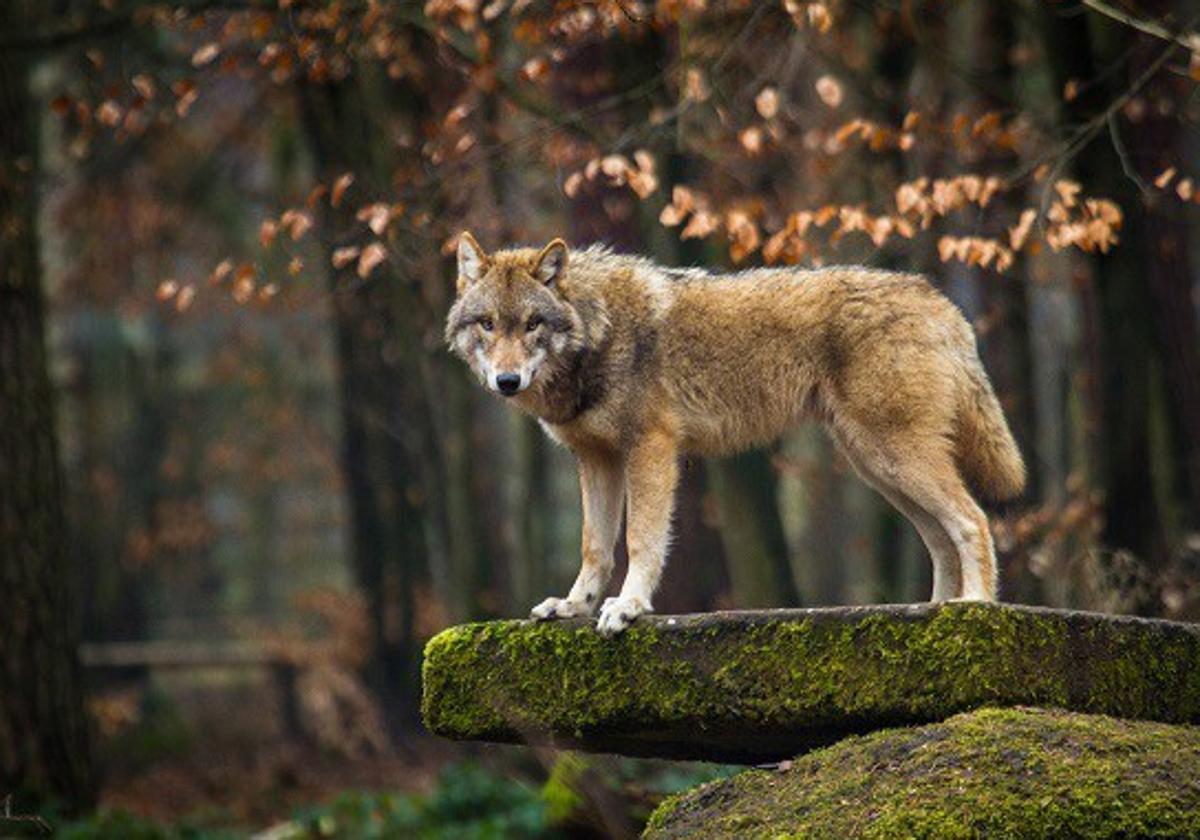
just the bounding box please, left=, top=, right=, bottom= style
left=708, top=452, right=802, bottom=608
left=964, top=0, right=1037, bottom=502
left=1122, top=0, right=1200, bottom=530
left=1036, top=6, right=1171, bottom=579
left=0, top=0, right=96, bottom=810
left=297, top=70, right=435, bottom=732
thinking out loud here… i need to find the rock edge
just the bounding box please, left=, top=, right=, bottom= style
left=421, top=602, right=1200, bottom=763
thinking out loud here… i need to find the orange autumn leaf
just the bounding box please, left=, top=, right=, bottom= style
left=357, top=203, right=392, bottom=236
left=191, top=42, right=221, bottom=67
left=175, top=285, right=196, bottom=312
left=755, top=87, right=779, bottom=119
left=331, top=172, right=354, bottom=208
left=357, top=242, right=387, bottom=278
left=96, top=100, right=122, bottom=127
left=156, top=279, right=179, bottom=301
left=332, top=246, right=360, bottom=269
left=815, top=75, right=843, bottom=108
left=259, top=219, right=279, bottom=248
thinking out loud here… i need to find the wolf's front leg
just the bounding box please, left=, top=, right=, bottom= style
left=531, top=453, right=625, bottom=621
left=597, top=429, right=678, bottom=636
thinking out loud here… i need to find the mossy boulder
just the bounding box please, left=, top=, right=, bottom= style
left=643, top=707, right=1200, bottom=839
left=422, top=602, right=1200, bottom=763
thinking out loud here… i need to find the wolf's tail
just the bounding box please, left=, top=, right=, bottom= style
left=955, top=362, right=1026, bottom=502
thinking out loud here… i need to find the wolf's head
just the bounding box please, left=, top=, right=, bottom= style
left=444, top=232, right=584, bottom=398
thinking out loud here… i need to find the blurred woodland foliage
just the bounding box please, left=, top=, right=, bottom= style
left=2, top=0, right=1200, bottom=825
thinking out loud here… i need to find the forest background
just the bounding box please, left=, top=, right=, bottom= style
left=2, top=0, right=1199, bottom=834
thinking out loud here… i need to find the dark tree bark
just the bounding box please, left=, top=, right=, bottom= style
left=297, top=69, right=436, bottom=733
left=965, top=0, right=1037, bottom=501
left=0, top=0, right=96, bottom=811
left=1120, top=0, right=1200, bottom=530
left=708, top=452, right=802, bottom=608
left=1035, top=5, right=1177, bottom=577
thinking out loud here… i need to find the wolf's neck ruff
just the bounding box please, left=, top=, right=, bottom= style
left=520, top=337, right=611, bottom=425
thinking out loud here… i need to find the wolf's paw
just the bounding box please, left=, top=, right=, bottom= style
left=530, top=596, right=592, bottom=621
left=596, top=595, right=650, bottom=637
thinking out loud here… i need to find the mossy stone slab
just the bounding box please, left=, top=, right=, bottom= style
left=643, top=707, right=1200, bottom=839
left=421, top=602, right=1200, bottom=763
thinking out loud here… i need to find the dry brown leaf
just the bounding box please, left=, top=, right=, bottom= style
left=132, top=74, right=155, bottom=99
left=332, top=246, right=360, bottom=269
left=175, top=88, right=198, bottom=118
left=739, top=126, right=764, bottom=154
left=808, top=2, right=832, bottom=32
left=209, top=259, right=233, bottom=286
left=681, top=209, right=719, bottom=239
left=1054, top=180, right=1082, bottom=207
left=660, top=204, right=685, bottom=226
left=563, top=171, right=585, bottom=198
left=627, top=170, right=658, bottom=199
left=232, top=265, right=256, bottom=303
left=1009, top=209, right=1037, bottom=251
left=357, top=203, right=392, bottom=236
left=331, top=172, right=354, bottom=208
left=815, top=75, right=843, bottom=108
left=521, top=56, right=549, bottom=82
left=156, top=279, right=179, bottom=301
left=755, top=87, right=779, bottom=119
left=357, top=242, right=387, bottom=278
left=1154, top=167, right=1177, bottom=190
left=96, top=100, right=122, bottom=127
left=259, top=219, right=279, bottom=248
left=192, top=42, right=221, bottom=67
left=281, top=209, right=313, bottom=240
left=600, top=155, right=629, bottom=179
left=175, top=285, right=196, bottom=311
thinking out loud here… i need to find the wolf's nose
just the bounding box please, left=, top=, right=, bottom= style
left=496, top=373, right=521, bottom=395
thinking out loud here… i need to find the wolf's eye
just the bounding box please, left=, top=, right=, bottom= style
left=526, top=316, right=543, bottom=332
left=479, top=317, right=494, bottom=332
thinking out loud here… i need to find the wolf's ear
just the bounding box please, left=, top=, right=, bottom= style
left=457, top=231, right=487, bottom=293
left=534, top=238, right=568, bottom=288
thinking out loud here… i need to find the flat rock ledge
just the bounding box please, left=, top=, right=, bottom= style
left=421, top=602, right=1200, bottom=763
left=643, top=707, right=1200, bottom=839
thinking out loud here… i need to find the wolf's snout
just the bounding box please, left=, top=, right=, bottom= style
left=496, top=372, right=522, bottom=395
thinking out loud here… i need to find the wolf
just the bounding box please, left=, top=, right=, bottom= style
left=444, top=232, right=1025, bottom=635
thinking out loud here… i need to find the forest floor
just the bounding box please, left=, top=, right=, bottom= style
left=98, top=740, right=452, bottom=828
left=89, top=673, right=463, bottom=830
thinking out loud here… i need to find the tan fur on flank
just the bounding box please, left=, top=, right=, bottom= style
left=445, top=233, right=1025, bottom=635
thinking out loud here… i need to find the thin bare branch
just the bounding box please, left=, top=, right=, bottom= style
left=1107, top=112, right=1152, bottom=200
left=1080, top=0, right=1200, bottom=52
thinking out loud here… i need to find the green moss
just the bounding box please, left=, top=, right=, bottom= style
left=540, top=754, right=589, bottom=825
left=420, top=603, right=1200, bottom=763
left=643, top=707, right=1200, bottom=839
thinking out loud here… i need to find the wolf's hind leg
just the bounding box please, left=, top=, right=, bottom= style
left=880, top=451, right=997, bottom=602
left=597, top=428, right=678, bottom=636
left=832, top=405, right=1000, bottom=601
left=833, top=431, right=962, bottom=601
left=531, top=454, right=624, bottom=621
